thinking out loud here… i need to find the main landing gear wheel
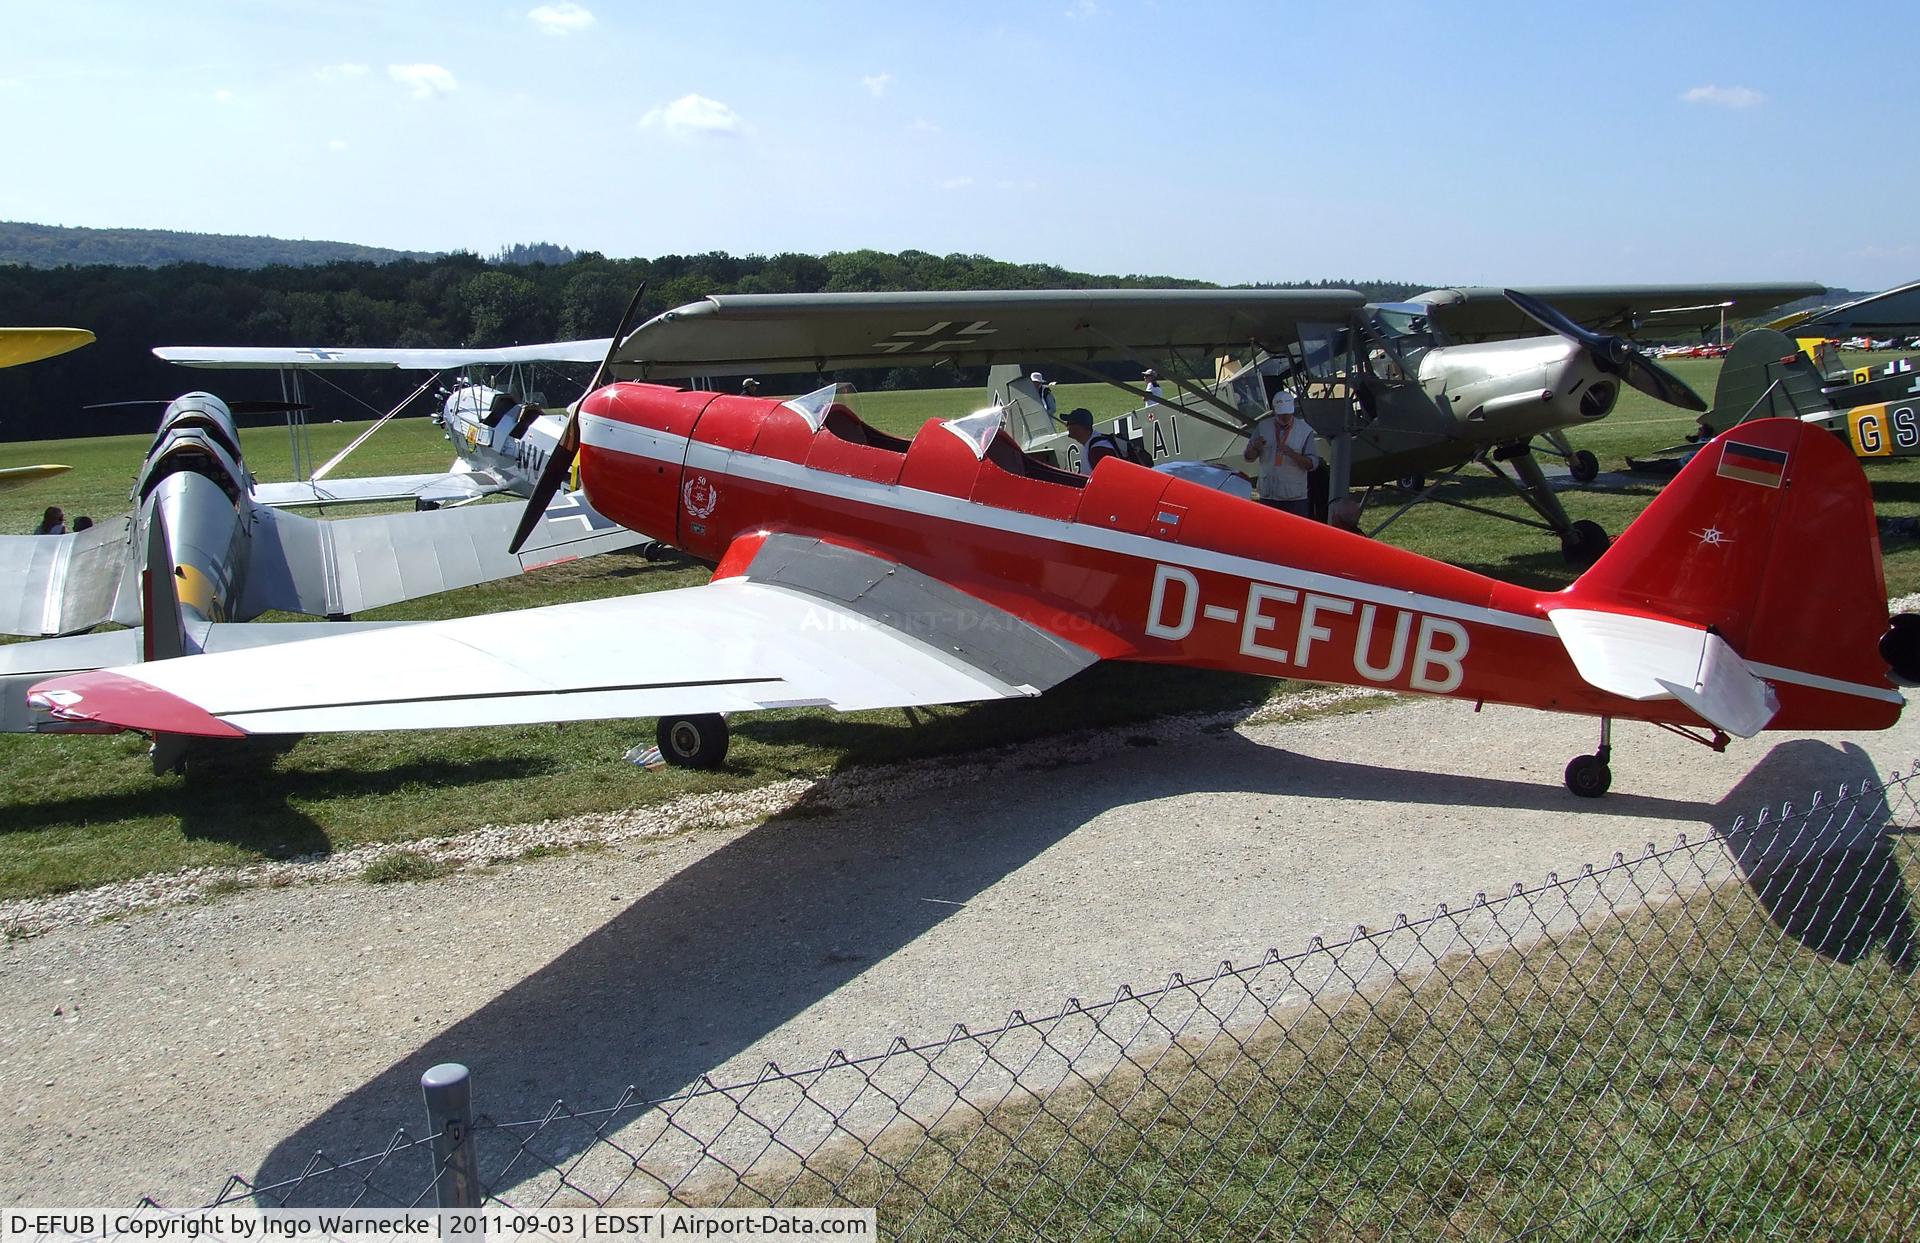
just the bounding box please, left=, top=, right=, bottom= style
left=1564, top=754, right=1612, bottom=798
left=1560, top=519, right=1610, bottom=568
left=642, top=541, right=669, bottom=562
left=657, top=713, right=729, bottom=769
left=1565, top=718, right=1613, bottom=798
left=1568, top=450, right=1600, bottom=484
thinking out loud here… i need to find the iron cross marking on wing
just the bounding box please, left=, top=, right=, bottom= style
left=870, top=320, right=997, bottom=354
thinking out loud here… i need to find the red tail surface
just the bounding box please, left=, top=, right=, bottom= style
left=1564, top=417, right=1898, bottom=730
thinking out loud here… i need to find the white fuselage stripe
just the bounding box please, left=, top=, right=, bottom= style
left=585, top=415, right=1905, bottom=708
left=1748, top=661, right=1907, bottom=706
left=587, top=414, right=1556, bottom=636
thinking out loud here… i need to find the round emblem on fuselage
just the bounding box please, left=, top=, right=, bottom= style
left=682, top=474, right=720, bottom=519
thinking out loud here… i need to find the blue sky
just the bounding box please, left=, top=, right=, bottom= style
left=2, top=0, right=1914, bottom=290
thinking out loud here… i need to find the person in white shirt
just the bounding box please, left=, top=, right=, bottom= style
left=1141, top=368, right=1163, bottom=404
left=1029, top=371, right=1057, bottom=418
left=1242, top=388, right=1319, bottom=516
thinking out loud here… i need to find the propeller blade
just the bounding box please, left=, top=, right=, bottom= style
left=507, top=282, right=649, bottom=555
left=507, top=415, right=580, bottom=554
left=1623, top=352, right=1708, bottom=412
left=1502, top=288, right=1632, bottom=367
left=1505, top=288, right=1703, bottom=408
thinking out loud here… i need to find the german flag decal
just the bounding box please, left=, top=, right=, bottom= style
left=1718, top=439, right=1788, bottom=488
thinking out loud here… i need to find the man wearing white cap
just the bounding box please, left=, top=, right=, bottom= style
left=1243, top=386, right=1318, bottom=516
left=1141, top=367, right=1163, bottom=405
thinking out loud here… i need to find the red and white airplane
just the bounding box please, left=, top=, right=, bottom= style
left=28, top=380, right=1914, bottom=797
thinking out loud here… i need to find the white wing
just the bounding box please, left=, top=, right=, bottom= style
left=154, top=340, right=613, bottom=371
left=252, top=472, right=503, bottom=508
left=30, top=537, right=1097, bottom=737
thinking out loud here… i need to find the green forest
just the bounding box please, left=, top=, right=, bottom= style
left=0, top=243, right=1424, bottom=442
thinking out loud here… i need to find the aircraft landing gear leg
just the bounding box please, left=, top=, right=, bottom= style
left=1564, top=718, right=1612, bottom=798
left=656, top=713, right=730, bottom=770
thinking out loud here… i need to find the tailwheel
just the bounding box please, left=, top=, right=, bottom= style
left=1565, top=719, right=1613, bottom=798
left=1560, top=519, right=1610, bottom=567
left=657, top=713, right=730, bottom=769
left=1568, top=450, right=1600, bottom=483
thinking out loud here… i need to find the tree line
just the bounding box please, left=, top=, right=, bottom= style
left=0, top=246, right=1425, bottom=442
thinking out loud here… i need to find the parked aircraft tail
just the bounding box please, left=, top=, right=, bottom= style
left=1708, top=328, right=1829, bottom=426
left=1560, top=416, right=1904, bottom=731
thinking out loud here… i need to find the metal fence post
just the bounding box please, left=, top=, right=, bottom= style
left=421, top=1063, right=483, bottom=1209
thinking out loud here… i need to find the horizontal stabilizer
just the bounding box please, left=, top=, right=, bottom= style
left=1549, top=607, right=1778, bottom=736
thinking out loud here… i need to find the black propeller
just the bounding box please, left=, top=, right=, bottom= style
left=86, top=399, right=314, bottom=414
left=508, top=282, right=649, bottom=555
left=1502, top=288, right=1707, bottom=413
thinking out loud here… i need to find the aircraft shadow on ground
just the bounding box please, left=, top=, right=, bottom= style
left=1714, top=739, right=1915, bottom=970
left=246, top=726, right=1754, bottom=1204
left=0, top=753, right=550, bottom=862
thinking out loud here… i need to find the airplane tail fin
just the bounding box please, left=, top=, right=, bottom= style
left=1561, top=416, right=1903, bottom=731
left=1709, top=329, right=1831, bottom=427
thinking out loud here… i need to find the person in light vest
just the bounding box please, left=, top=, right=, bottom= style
left=1243, top=387, right=1319, bottom=515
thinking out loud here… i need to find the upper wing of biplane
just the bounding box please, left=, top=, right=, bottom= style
left=30, top=534, right=1099, bottom=737
left=153, top=340, right=613, bottom=370
left=0, top=327, right=95, bottom=369
left=607, top=289, right=1368, bottom=378
left=251, top=469, right=510, bottom=509
left=1772, top=280, right=1920, bottom=336
left=1413, top=284, right=1825, bottom=342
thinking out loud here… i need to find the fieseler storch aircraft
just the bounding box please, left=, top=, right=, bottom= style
left=27, top=365, right=1914, bottom=799
left=0, top=389, right=647, bottom=764
left=0, top=327, right=94, bottom=490
left=580, top=284, right=1820, bottom=565
left=152, top=337, right=614, bottom=509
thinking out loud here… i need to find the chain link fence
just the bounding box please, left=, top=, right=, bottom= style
left=158, top=769, right=1919, bottom=1239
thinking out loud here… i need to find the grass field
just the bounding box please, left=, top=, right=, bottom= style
left=1, top=358, right=1915, bottom=901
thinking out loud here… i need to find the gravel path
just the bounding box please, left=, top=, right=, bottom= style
left=0, top=691, right=1912, bottom=1207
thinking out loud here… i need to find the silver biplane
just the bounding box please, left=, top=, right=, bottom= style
left=0, top=390, right=647, bottom=763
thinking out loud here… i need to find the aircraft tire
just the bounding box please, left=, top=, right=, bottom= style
left=642, top=541, right=668, bottom=562
left=1560, top=520, right=1610, bottom=568
left=1569, top=450, right=1600, bottom=483
left=1564, top=754, right=1611, bottom=799
left=1882, top=613, right=1920, bottom=683
left=1397, top=474, right=1425, bottom=493
left=657, top=713, right=730, bottom=769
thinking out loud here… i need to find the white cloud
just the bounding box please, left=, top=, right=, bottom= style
left=1065, top=0, right=1098, bottom=17
left=528, top=3, right=595, bottom=36
left=212, top=88, right=235, bottom=105
left=639, top=93, right=746, bottom=138
left=941, top=176, right=975, bottom=190
left=389, top=63, right=458, bottom=100
left=327, top=138, right=349, bottom=152
left=0, top=78, right=21, bottom=90
left=908, top=117, right=940, bottom=134
left=315, top=63, right=369, bottom=83
left=1681, top=84, right=1764, bottom=109
left=861, top=72, right=893, bottom=98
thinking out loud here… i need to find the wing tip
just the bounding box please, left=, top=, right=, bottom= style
left=27, top=671, right=249, bottom=739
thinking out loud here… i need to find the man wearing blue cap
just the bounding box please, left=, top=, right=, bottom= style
left=1062, top=407, right=1124, bottom=476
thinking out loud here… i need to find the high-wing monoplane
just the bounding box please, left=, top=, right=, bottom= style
left=30, top=373, right=1910, bottom=798
left=153, top=338, right=611, bottom=508
left=592, top=284, right=1820, bottom=564
left=0, top=390, right=648, bottom=763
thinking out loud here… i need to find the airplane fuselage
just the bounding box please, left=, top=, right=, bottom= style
left=435, top=384, right=566, bottom=498
left=575, top=384, right=1898, bottom=734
